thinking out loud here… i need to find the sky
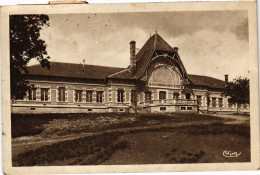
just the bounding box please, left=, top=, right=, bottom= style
left=30, top=11, right=249, bottom=80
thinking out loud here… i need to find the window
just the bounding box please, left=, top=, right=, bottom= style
left=145, top=91, right=152, bottom=101
left=187, top=107, right=192, bottom=110
left=41, top=88, right=49, bottom=101
left=243, top=104, right=247, bottom=108
left=58, top=87, right=66, bottom=101
left=181, top=107, right=186, bottom=110
left=159, top=91, right=166, bottom=100
left=212, top=98, right=216, bottom=107
left=173, top=92, right=179, bottom=99
left=160, top=107, right=166, bottom=111
left=86, top=91, right=93, bottom=102
left=117, top=90, right=124, bottom=102
left=75, top=90, right=82, bottom=102
left=96, top=91, right=103, bottom=103
left=29, top=88, right=36, bottom=101
left=218, top=98, right=223, bottom=108
left=186, top=93, right=191, bottom=99
left=196, top=96, right=202, bottom=106
left=207, top=97, right=211, bottom=106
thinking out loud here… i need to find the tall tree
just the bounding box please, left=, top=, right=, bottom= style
left=223, top=77, right=249, bottom=113
left=10, top=15, right=51, bottom=100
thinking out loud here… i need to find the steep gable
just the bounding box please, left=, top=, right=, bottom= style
left=109, top=33, right=178, bottom=80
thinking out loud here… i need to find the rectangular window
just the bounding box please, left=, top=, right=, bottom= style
left=86, top=91, right=93, bottom=102
left=160, top=107, right=166, bottom=111
left=218, top=98, right=223, bottom=108
left=58, top=87, right=66, bottom=101
left=173, top=92, right=179, bottom=99
left=212, top=97, right=216, bottom=107
left=96, top=91, right=103, bottom=103
left=29, top=88, right=37, bottom=101
left=75, top=90, right=82, bottom=102
left=243, top=104, right=247, bottom=108
left=181, top=107, right=186, bottom=110
left=186, top=93, right=191, bottom=99
left=159, top=91, right=166, bottom=100
left=187, top=107, right=192, bottom=110
left=145, top=91, right=152, bottom=102
left=117, top=90, right=124, bottom=102
left=41, top=88, right=49, bottom=101
left=196, top=96, right=202, bottom=106
left=207, top=97, right=211, bottom=106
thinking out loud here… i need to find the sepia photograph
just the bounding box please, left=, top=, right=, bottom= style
left=1, top=2, right=259, bottom=174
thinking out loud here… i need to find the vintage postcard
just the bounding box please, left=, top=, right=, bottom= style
left=1, top=1, right=259, bottom=174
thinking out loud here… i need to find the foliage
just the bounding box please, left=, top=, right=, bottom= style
left=10, top=15, right=50, bottom=100
left=223, top=77, right=249, bottom=105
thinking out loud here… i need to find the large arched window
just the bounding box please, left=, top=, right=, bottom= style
left=148, top=67, right=180, bottom=86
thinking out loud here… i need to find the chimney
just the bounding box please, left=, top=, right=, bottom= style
left=174, top=47, right=179, bottom=53
left=130, top=40, right=136, bottom=74
left=83, top=59, right=85, bottom=67
left=225, top=74, right=228, bottom=85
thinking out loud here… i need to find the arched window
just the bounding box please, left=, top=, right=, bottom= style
left=159, top=91, right=166, bottom=100
left=149, top=67, right=180, bottom=86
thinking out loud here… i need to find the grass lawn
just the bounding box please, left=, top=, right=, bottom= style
left=11, top=113, right=250, bottom=166
left=11, top=113, right=225, bottom=138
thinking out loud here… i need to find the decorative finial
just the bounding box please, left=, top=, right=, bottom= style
left=150, top=32, right=151, bottom=37
left=155, top=28, right=157, bottom=34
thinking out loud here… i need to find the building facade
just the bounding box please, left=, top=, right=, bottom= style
left=12, top=33, right=250, bottom=114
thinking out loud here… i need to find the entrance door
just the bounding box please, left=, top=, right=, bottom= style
left=159, top=91, right=166, bottom=100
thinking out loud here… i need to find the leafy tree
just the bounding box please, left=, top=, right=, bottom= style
left=10, top=15, right=51, bottom=100
left=223, top=77, right=249, bottom=113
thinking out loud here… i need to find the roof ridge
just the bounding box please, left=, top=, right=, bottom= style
left=153, top=33, right=158, bottom=49
left=107, top=68, right=129, bottom=78
left=188, top=74, right=224, bottom=81
left=28, top=61, right=126, bottom=69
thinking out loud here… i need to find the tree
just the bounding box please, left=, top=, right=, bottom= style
left=223, top=77, right=249, bottom=113
left=10, top=15, right=51, bottom=100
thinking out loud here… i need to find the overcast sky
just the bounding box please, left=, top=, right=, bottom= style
left=30, top=11, right=249, bottom=80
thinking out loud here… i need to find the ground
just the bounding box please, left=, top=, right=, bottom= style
left=11, top=112, right=250, bottom=166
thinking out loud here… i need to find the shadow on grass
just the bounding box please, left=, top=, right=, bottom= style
left=13, top=132, right=128, bottom=166
left=12, top=113, right=226, bottom=138
left=128, top=122, right=250, bottom=138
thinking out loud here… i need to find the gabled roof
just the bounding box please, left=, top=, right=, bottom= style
left=135, top=33, right=175, bottom=62
left=188, top=74, right=225, bottom=89
left=110, top=33, right=177, bottom=79
left=26, top=62, right=225, bottom=89
left=27, top=62, right=125, bottom=80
